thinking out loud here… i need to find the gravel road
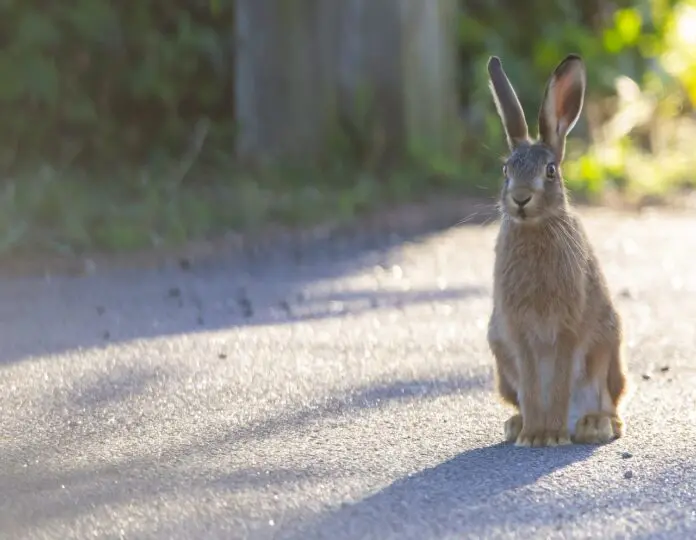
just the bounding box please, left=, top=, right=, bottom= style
left=1, top=204, right=695, bottom=539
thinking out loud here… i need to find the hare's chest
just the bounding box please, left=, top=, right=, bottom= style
left=494, top=241, right=585, bottom=326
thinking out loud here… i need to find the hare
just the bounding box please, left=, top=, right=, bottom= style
left=485, top=54, right=629, bottom=447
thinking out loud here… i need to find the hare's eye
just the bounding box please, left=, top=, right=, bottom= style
left=545, top=163, right=557, bottom=179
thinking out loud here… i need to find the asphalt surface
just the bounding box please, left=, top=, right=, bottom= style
left=1, top=206, right=695, bottom=540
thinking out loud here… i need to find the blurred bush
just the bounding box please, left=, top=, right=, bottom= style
left=0, top=0, right=235, bottom=171
left=458, top=0, right=696, bottom=200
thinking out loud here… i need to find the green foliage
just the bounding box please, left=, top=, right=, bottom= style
left=458, top=0, right=696, bottom=200
left=0, top=0, right=235, bottom=170
left=458, top=0, right=688, bottom=109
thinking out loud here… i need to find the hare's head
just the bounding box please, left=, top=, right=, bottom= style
left=487, top=55, right=586, bottom=224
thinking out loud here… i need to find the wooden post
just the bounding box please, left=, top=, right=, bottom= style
left=234, top=0, right=459, bottom=165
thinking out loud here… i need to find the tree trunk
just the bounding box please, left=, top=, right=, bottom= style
left=234, top=0, right=459, bottom=166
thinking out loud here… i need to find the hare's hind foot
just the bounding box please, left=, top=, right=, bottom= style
left=504, top=414, right=523, bottom=442
left=515, top=427, right=572, bottom=448
left=573, top=412, right=624, bottom=444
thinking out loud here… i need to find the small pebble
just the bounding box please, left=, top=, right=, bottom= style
left=660, top=366, right=670, bottom=373
left=218, top=352, right=227, bottom=359
left=237, top=290, right=254, bottom=318
left=168, top=287, right=182, bottom=298
left=621, top=452, right=633, bottom=459
left=624, top=470, right=634, bottom=479
left=618, top=288, right=633, bottom=299
left=642, top=374, right=651, bottom=380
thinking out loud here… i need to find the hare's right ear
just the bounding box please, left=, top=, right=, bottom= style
left=487, top=56, right=529, bottom=150
left=538, top=54, right=586, bottom=162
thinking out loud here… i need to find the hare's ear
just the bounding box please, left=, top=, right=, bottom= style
left=487, top=56, right=529, bottom=150
left=538, top=54, right=586, bottom=162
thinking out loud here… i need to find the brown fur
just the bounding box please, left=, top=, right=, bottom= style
left=486, top=55, right=629, bottom=447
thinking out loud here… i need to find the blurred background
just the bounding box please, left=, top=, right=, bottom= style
left=0, top=0, right=693, bottom=256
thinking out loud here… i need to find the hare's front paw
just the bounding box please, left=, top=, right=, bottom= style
left=515, top=428, right=571, bottom=448
left=574, top=413, right=624, bottom=444
left=504, top=414, right=523, bottom=442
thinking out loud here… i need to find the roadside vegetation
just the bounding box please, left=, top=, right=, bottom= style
left=1, top=0, right=694, bottom=256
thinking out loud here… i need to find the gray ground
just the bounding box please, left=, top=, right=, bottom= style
left=1, top=205, right=695, bottom=540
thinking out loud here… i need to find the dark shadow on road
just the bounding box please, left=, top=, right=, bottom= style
left=48, top=370, right=492, bottom=456
left=284, top=452, right=696, bottom=540
left=284, top=443, right=598, bottom=540
left=0, top=372, right=491, bottom=533
left=0, top=283, right=486, bottom=366
left=68, top=365, right=167, bottom=411
left=0, top=196, right=498, bottom=366
left=219, top=372, right=491, bottom=446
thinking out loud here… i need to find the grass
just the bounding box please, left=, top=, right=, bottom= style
left=0, top=155, right=495, bottom=257
left=0, top=110, right=694, bottom=259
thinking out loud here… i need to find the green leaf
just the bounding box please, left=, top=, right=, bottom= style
left=615, top=8, right=643, bottom=46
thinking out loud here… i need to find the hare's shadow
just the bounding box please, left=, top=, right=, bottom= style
left=289, top=442, right=597, bottom=539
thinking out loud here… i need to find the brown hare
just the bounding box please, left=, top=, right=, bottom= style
left=486, top=54, right=629, bottom=447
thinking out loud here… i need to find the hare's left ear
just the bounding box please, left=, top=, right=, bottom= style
left=538, top=54, right=586, bottom=162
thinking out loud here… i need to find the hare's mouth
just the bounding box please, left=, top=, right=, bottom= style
left=508, top=206, right=543, bottom=225
left=513, top=207, right=533, bottom=222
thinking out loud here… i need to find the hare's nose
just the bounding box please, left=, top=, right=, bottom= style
left=512, top=195, right=531, bottom=208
